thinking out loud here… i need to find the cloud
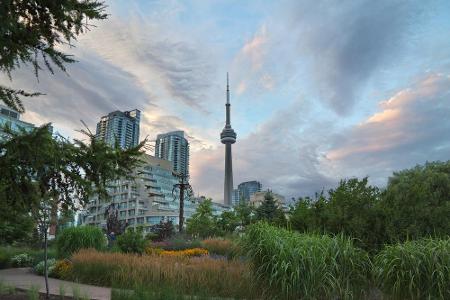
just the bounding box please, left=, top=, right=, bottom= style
left=191, top=99, right=335, bottom=201
left=234, top=1, right=426, bottom=113
left=326, top=73, right=450, bottom=183
left=77, top=14, right=218, bottom=113
left=192, top=73, right=450, bottom=202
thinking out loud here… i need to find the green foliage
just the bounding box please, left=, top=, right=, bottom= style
left=34, top=258, right=57, bottom=276
left=56, top=226, right=106, bottom=258
left=382, top=161, right=450, bottom=242
left=117, top=228, right=147, bottom=254
left=186, top=199, right=219, bottom=238
left=216, top=211, right=240, bottom=234
left=149, top=220, right=175, bottom=242
left=0, top=281, right=16, bottom=295
left=0, top=0, right=107, bottom=112
left=255, top=191, right=286, bottom=227
left=241, top=223, right=370, bottom=299
left=150, top=234, right=202, bottom=251
left=27, top=285, right=40, bottom=300
left=290, top=178, right=387, bottom=251
left=326, top=178, right=386, bottom=250
left=374, top=237, right=450, bottom=299
left=234, top=201, right=254, bottom=227
left=0, top=206, right=35, bottom=246
left=0, top=246, right=57, bottom=269
left=10, top=253, right=33, bottom=267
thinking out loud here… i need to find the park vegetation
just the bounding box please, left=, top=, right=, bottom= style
left=0, top=160, right=448, bottom=299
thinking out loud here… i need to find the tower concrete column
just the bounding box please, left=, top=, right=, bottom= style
left=220, top=73, right=237, bottom=206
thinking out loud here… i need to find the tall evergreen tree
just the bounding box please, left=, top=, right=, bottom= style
left=0, top=0, right=107, bottom=111
left=255, top=191, right=286, bottom=226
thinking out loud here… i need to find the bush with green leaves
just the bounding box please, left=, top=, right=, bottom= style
left=117, top=228, right=146, bottom=254
left=374, top=237, right=450, bottom=299
left=34, top=258, right=57, bottom=276
left=241, top=222, right=370, bottom=299
left=11, top=253, right=33, bottom=267
left=56, top=226, right=106, bottom=258
left=0, top=247, right=56, bottom=269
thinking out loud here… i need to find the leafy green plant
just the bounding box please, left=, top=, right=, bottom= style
left=11, top=253, right=34, bottom=267
left=241, top=222, right=370, bottom=299
left=59, top=283, right=66, bottom=299
left=117, top=228, right=146, bottom=254
left=56, top=226, right=107, bottom=258
left=27, top=285, right=40, bottom=300
left=34, top=259, right=57, bottom=276
left=0, top=281, right=16, bottom=295
left=374, top=237, right=450, bottom=299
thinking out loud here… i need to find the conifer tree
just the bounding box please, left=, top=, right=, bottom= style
left=0, top=0, right=107, bottom=111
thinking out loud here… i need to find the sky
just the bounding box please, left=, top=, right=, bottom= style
left=1, top=0, right=450, bottom=203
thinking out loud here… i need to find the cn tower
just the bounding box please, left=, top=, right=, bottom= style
left=220, top=73, right=237, bottom=206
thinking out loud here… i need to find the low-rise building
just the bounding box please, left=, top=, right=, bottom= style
left=78, top=154, right=230, bottom=233
left=79, top=154, right=197, bottom=233
left=249, top=191, right=288, bottom=211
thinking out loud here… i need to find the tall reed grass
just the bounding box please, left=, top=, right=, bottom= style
left=201, top=238, right=240, bottom=258
left=70, top=249, right=260, bottom=299
left=56, top=226, right=106, bottom=258
left=241, top=222, right=370, bottom=299
left=374, top=237, right=450, bottom=299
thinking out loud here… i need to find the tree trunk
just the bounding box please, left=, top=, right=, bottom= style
left=179, top=181, right=185, bottom=233
left=44, top=225, right=49, bottom=299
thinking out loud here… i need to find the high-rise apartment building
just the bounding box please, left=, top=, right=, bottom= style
left=155, top=131, right=189, bottom=177
left=95, top=109, right=140, bottom=149
left=237, top=181, right=262, bottom=203
left=0, top=104, right=34, bottom=140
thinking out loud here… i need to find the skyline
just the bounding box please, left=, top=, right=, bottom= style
left=0, top=0, right=449, bottom=202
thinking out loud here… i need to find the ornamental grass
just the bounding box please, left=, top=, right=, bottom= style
left=241, top=222, right=371, bottom=300
left=201, top=238, right=240, bottom=258
left=374, top=237, right=450, bottom=299
left=70, top=249, right=259, bottom=299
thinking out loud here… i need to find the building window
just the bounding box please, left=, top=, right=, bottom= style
left=137, top=217, right=144, bottom=224
left=128, top=209, right=135, bottom=216
left=146, top=216, right=163, bottom=225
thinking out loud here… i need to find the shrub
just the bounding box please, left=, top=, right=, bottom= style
left=0, top=247, right=56, bottom=269
left=150, top=235, right=201, bottom=251
left=53, top=259, right=73, bottom=279
left=149, top=220, right=175, bottom=242
left=116, top=228, right=146, bottom=254
left=241, top=222, right=370, bottom=299
left=374, top=238, right=450, bottom=299
left=56, top=226, right=106, bottom=258
left=70, top=249, right=260, bottom=299
left=201, top=238, right=240, bottom=258
left=11, top=253, right=33, bottom=267
left=34, top=258, right=57, bottom=276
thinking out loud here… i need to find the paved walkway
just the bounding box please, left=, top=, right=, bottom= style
left=0, top=268, right=111, bottom=300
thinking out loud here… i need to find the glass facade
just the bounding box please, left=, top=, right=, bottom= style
left=155, top=131, right=189, bottom=176
left=95, top=109, right=140, bottom=149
